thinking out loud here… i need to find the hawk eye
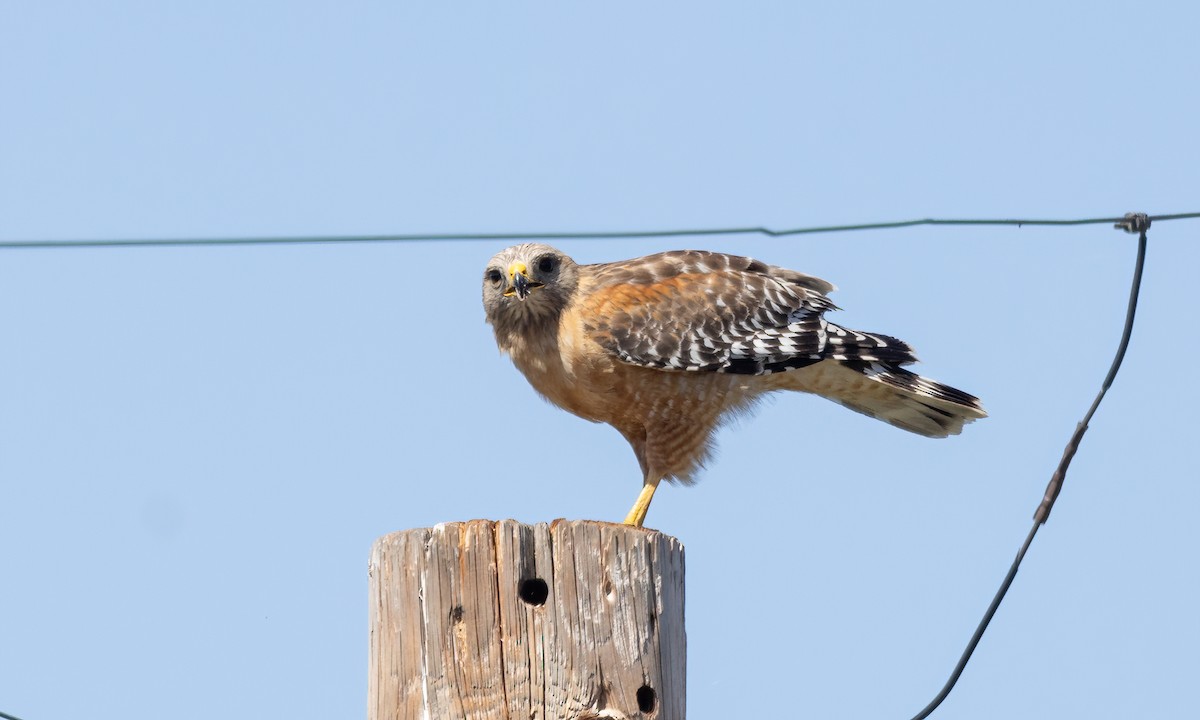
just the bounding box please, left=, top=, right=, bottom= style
left=538, top=257, right=557, bottom=273
left=486, top=269, right=503, bottom=284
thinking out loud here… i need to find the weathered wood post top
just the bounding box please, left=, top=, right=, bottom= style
left=368, top=519, right=686, bottom=720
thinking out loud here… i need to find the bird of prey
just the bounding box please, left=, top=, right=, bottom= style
left=482, top=243, right=985, bottom=527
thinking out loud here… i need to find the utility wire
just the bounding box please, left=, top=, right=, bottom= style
left=907, top=213, right=1151, bottom=719
left=0, top=211, right=1196, bottom=249
left=0, top=212, right=1166, bottom=720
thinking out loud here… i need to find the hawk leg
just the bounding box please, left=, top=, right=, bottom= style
left=622, top=476, right=662, bottom=527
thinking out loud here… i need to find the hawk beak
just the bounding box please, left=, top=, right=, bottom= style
left=504, top=261, right=542, bottom=301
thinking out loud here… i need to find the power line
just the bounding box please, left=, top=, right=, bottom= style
left=0, top=212, right=1166, bottom=720
left=1, top=211, right=1196, bottom=249
left=907, top=213, right=1151, bottom=719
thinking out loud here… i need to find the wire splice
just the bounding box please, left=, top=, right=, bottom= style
left=908, top=213, right=1150, bottom=719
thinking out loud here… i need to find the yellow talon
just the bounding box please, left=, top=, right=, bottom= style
left=623, top=478, right=661, bottom=527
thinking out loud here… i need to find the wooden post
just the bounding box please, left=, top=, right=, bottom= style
left=368, top=519, right=686, bottom=720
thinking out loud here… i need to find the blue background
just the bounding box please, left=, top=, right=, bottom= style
left=2, top=2, right=1197, bottom=718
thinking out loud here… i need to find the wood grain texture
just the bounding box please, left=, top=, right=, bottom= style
left=369, top=519, right=686, bottom=720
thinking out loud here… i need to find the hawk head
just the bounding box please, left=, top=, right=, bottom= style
left=482, top=243, right=581, bottom=338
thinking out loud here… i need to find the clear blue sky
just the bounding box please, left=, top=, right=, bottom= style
left=2, top=2, right=1197, bottom=718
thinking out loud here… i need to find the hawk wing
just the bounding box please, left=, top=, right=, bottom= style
left=581, top=250, right=914, bottom=375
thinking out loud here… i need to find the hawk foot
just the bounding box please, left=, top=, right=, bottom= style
left=622, top=478, right=661, bottom=527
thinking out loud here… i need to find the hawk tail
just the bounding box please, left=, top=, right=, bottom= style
left=818, top=360, right=987, bottom=438
left=781, top=317, right=986, bottom=437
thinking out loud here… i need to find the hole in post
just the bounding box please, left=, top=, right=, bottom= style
left=518, top=577, right=548, bottom=606
left=636, top=685, right=656, bottom=714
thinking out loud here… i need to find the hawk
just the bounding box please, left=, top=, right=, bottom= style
left=482, top=243, right=985, bottom=526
